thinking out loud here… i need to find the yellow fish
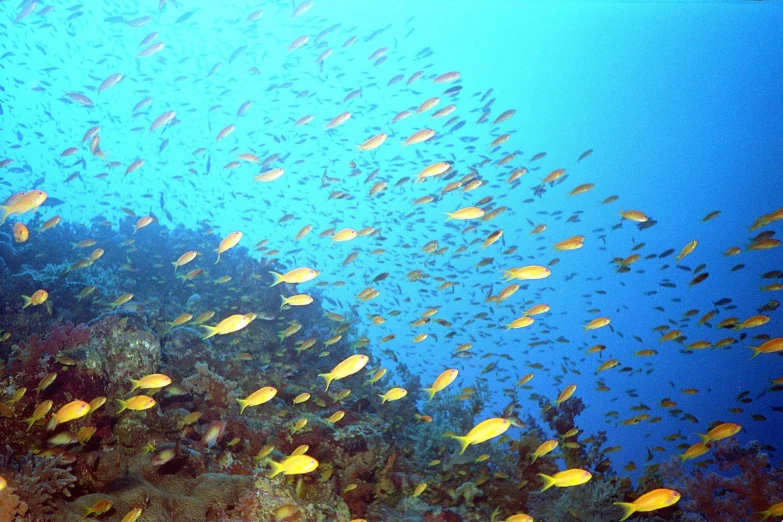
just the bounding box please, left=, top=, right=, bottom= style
left=116, top=395, right=156, bottom=413
left=530, top=440, right=558, bottom=463
left=51, top=400, right=90, bottom=428
left=293, top=393, right=311, bottom=405
left=129, top=373, right=172, bottom=392
left=23, top=400, right=53, bottom=431
left=268, top=455, right=319, bottom=477
left=697, top=423, right=742, bottom=443
left=504, top=515, right=533, bottom=522
left=326, top=410, right=345, bottom=424
left=555, top=385, right=577, bottom=407
left=445, top=206, right=484, bottom=221
left=173, top=250, right=199, bottom=271
left=423, top=369, right=458, bottom=401
left=450, top=417, right=511, bottom=454
left=84, top=498, right=112, bottom=517
left=584, top=317, right=611, bottom=331
left=0, top=190, right=48, bottom=225
left=537, top=469, right=592, bottom=491
left=215, top=231, right=242, bottom=263
left=319, top=354, right=369, bottom=391
left=379, top=387, right=407, bottom=404
left=502, top=265, right=551, bottom=281
left=237, top=386, right=277, bottom=414
left=120, top=508, right=143, bottom=522
left=613, top=488, right=681, bottom=521
left=201, top=313, right=256, bottom=339
left=281, top=294, right=314, bottom=307
left=270, top=267, right=320, bottom=287
left=111, top=293, right=133, bottom=309
left=22, top=289, right=48, bottom=308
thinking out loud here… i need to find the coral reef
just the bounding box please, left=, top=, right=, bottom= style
left=0, top=446, right=76, bottom=521
left=7, top=321, right=91, bottom=379
left=2, top=217, right=775, bottom=522
left=659, top=439, right=783, bottom=521
left=527, top=477, right=629, bottom=522
left=73, top=311, right=160, bottom=398
left=181, top=361, right=240, bottom=410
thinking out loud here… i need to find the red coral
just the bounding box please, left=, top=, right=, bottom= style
left=660, top=439, right=783, bottom=522
left=9, top=322, right=90, bottom=377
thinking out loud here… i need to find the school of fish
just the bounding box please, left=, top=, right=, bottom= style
left=0, top=1, right=782, bottom=521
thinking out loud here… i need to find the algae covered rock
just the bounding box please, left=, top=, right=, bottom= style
left=64, top=311, right=160, bottom=398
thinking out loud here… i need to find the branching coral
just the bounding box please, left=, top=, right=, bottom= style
left=0, top=446, right=77, bottom=521
left=659, top=439, right=783, bottom=521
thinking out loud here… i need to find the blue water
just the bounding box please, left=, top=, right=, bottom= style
left=2, top=0, right=783, bottom=514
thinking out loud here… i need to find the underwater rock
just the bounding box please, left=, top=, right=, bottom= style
left=423, top=509, right=464, bottom=522
left=63, top=311, right=160, bottom=398
left=451, top=480, right=483, bottom=506
left=59, top=472, right=253, bottom=522
left=161, top=326, right=219, bottom=373
left=527, top=477, right=629, bottom=522
left=234, top=474, right=351, bottom=522
left=181, top=361, right=239, bottom=410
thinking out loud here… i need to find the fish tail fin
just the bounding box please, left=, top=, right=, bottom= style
left=268, top=459, right=284, bottom=478
left=529, top=452, right=538, bottom=463
left=237, top=399, right=247, bottom=415
left=423, top=387, right=436, bottom=402
left=172, top=262, right=178, bottom=272
left=115, top=399, right=127, bottom=414
left=613, top=502, right=636, bottom=522
left=450, top=435, right=470, bottom=455
left=696, top=433, right=709, bottom=443
left=748, top=346, right=760, bottom=359
left=319, top=373, right=333, bottom=391
left=363, top=379, right=373, bottom=387
left=129, top=380, right=140, bottom=393
left=0, top=206, right=9, bottom=225
left=379, top=394, right=387, bottom=404
left=214, top=251, right=221, bottom=264
left=443, top=212, right=454, bottom=221
left=501, top=270, right=512, bottom=282
left=269, top=271, right=284, bottom=287
left=537, top=473, right=556, bottom=492
left=22, top=295, right=32, bottom=308
left=280, top=295, right=289, bottom=309
left=200, top=325, right=218, bottom=340
left=24, top=416, right=35, bottom=431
